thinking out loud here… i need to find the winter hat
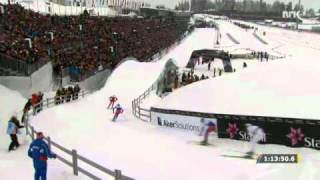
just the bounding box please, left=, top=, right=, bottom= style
left=36, top=132, right=44, bottom=139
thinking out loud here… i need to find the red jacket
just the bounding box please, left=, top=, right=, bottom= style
left=31, top=94, right=38, bottom=106
left=109, top=96, right=118, bottom=102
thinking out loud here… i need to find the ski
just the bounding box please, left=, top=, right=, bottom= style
left=187, top=140, right=215, bottom=146
left=221, top=154, right=257, bottom=160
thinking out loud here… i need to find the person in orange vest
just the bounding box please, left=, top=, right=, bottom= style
left=107, top=95, right=118, bottom=109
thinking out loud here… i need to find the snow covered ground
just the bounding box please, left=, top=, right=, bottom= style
left=154, top=19, right=320, bottom=119
left=2, top=18, right=320, bottom=180
left=0, top=85, right=88, bottom=180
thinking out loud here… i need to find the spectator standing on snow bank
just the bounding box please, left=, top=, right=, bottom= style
left=108, top=95, right=118, bottom=109
left=66, top=86, right=73, bottom=102
left=112, top=104, right=124, bottom=122
left=54, top=89, right=61, bottom=105
left=31, top=93, right=38, bottom=115
left=243, top=62, right=247, bottom=68
left=265, top=52, right=269, bottom=62
left=73, top=84, right=80, bottom=100
left=36, top=91, right=44, bottom=113
left=22, top=99, right=32, bottom=123
left=28, top=132, right=56, bottom=180
left=7, top=114, right=24, bottom=151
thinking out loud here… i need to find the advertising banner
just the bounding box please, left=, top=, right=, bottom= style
left=150, top=111, right=217, bottom=133
left=217, top=115, right=320, bottom=150
left=150, top=107, right=320, bottom=150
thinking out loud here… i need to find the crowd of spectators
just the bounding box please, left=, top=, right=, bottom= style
left=0, top=4, right=189, bottom=80
left=180, top=70, right=209, bottom=86
left=22, top=91, right=44, bottom=122
left=20, top=85, right=81, bottom=122
left=55, top=84, right=81, bottom=104
left=251, top=51, right=269, bottom=61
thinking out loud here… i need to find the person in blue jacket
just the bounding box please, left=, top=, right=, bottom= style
left=112, top=104, right=124, bottom=122
left=199, top=118, right=217, bottom=145
left=28, top=132, right=56, bottom=180
left=7, top=114, right=24, bottom=151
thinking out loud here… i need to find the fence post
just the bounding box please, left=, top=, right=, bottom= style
left=149, top=111, right=152, bottom=122
left=31, top=126, right=35, bottom=141
left=25, top=113, right=29, bottom=135
left=47, top=137, right=52, bottom=151
left=132, top=101, right=135, bottom=116
left=138, top=107, right=141, bottom=119
left=72, top=150, right=79, bottom=176
left=115, top=169, right=122, bottom=180
left=82, top=91, right=84, bottom=98
left=46, top=98, right=49, bottom=107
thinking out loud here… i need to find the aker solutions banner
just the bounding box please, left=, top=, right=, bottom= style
left=150, top=111, right=217, bottom=134
left=217, top=115, right=320, bottom=150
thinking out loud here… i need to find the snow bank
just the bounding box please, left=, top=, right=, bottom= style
left=0, top=85, right=86, bottom=179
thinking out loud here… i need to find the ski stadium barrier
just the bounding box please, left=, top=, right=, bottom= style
left=253, top=32, right=268, bottom=45
left=22, top=90, right=134, bottom=180
left=149, top=107, right=320, bottom=151
left=0, top=53, right=49, bottom=76
left=226, top=33, right=240, bottom=44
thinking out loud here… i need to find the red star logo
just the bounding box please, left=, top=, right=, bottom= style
left=287, top=128, right=304, bottom=146
left=226, top=123, right=239, bottom=139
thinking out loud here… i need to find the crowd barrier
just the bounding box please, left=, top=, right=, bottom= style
left=0, top=53, right=48, bottom=76
left=22, top=90, right=134, bottom=180
left=226, top=33, right=240, bottom=44
left=253, top=32, right=268, bottom=45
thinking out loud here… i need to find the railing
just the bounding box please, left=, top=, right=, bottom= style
left=132, top=84, right=155, bottom=122
left=253, top=32, right=268, bottom=45
left=226, top=33, right=240, bottom=44
left=23, top=90, right=134, bottom=180
left=132, top=60, right=171, bottom=122
left=131, top=29, right=194, bottom=121
left=0, top=53, right=48, bottom=76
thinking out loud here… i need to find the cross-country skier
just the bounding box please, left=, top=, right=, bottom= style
left=245, top=123, right=265, bottom=158
left=108, top=95, right=118, bottom=109
left=112, top=104, right=124, bottom=122
left=199, top=118, right=217, bottom=145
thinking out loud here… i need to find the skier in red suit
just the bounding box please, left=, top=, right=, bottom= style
left=107, top=95, right=118, bottom=109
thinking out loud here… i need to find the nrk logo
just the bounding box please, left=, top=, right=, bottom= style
left=226, top=123, right=239, bottom=139
left=156, top=117, right=200, bottom=132
left=287, top=127, right=304, bottom=146
left=287, top=127, right=320, bottom=149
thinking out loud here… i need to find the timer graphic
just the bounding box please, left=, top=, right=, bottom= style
left=256, top=154, right=299, bottom=164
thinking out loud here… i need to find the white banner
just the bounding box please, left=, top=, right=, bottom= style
left=151, top=111, right=217, bottom=133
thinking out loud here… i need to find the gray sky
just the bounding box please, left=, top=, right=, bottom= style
left=143, top=0, right=320, bottom=10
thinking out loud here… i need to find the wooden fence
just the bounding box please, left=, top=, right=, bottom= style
left=132, top=30, right=194, bottom=122
left=132, top=84, right=155, bottom=122
left=23, top=90, right=134, bottom=180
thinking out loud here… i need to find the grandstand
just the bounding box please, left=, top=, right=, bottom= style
left=0, top=3, right=190, bottom=81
